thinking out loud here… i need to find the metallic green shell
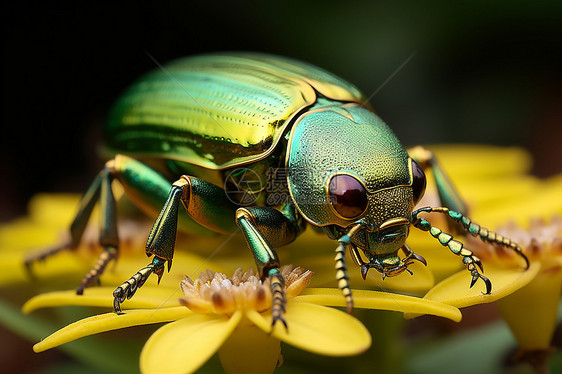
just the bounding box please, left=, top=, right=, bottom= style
left=286, top=104, right=413, bottom=228
left=104, top=53, right=366, bottom=169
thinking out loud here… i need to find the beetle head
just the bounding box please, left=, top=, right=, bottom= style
left=286, top=103, right=427, bottom=278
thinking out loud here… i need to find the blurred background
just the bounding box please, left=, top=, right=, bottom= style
left=2, top=1, right=561, bottom=221
left=1, top=1, right=561, bottom=372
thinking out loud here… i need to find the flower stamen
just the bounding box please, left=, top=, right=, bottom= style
left=179, top=266, right=313, bottom=316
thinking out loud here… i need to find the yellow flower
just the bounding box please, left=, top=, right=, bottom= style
left=12, top=144, right=557, bottom=373
left=491, top=218, right=562, bottom=370
left=406, top=169, right=562, bottom=315
left=0, top=194, right=230, bottom=292
left=412, top=217, right=562, bottom=372
left=24, top=265, right=462, bottom=374
left=402, top=145, right=562, bottom=372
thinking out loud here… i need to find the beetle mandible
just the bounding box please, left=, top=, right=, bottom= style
left=26, top=53, right=529, bottom=327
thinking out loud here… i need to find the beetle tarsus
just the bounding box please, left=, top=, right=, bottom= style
left=76, top=246, right=118, bottom=295
left=112, top=256, right=166, bottom=314
left=466, top=255, right=492, bottom=294
left=268, top=268, right=288, bottom=331
left=272, top=314, right=288, bottom=331
left=334, top=241, right=354, bottom=313
left=113, top=289, right=126, bottom=315
left=24, top=242, right=73, bottom=278
left=423, top=206, right=531, bottom=269
left=470, top=268, right=492, bottom=294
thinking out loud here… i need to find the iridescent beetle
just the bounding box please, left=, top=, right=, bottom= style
left=26, top=53, right=529, bottom=326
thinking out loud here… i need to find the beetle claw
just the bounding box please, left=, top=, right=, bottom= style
left=360, top=264, right=370, bottom=280
left=469, top=269, right=492, bottom=294
left=271, top=314, right=288, bottom=332
left=412, top=252, right=427, bottom=266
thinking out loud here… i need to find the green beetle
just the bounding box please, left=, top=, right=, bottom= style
left=26, top=53, right=529, bottom=326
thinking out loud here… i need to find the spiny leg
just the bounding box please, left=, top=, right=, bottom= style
left=235, top=206, right=303, bottom=329
left=25, top=172, right=103, bottom=273
left=268, top=268, right=287, bottom=330
left=77, top=166, right=120, bottom=294
left=412, top=208, right=492, bottom=293
left=335, top=223, right=364, bottom=313
left=335, top=237, right=353, bottom=313
left=113, top=256, right=166, bottom=314
left=113, top=173, right=239, bottom=313
left=112, top=181, right=185, bottom=313
left=26, top=163, right=122, bottom=293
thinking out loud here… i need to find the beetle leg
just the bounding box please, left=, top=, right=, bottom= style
left=113, top=256, right=166, bottom=314
left=335, top=238, right=353, bottom=313
left=25, top=172, right=103, bottom=274
left=411, top=211, right=491, bottom=293
left=26, top=162, right=122, bottom=294
left=333, top=223, right=364, bottom=313
left=235, top=206, right=304, bottom=330
left=412, top=207, right=528, bottom=293
left=409, top=146, right=467, bottom=216
left=414, top=207, right=529, bottom=268
left=113, top=173, right=239, bottom=313
left=77, top=165, right=119, bottom=294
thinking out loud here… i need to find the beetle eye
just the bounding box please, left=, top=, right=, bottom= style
left=411, top=159, right=426, bottom=204
left=328, top=174, right=368, bottom=219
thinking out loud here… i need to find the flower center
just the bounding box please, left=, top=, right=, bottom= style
left=179, top=266, right=313, bottom=315
left=471, top=216, right=562, bottom=263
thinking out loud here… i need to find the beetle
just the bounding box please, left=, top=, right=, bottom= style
left=26, top=53, right=529, bottom=326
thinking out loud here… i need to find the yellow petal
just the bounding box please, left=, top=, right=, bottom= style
left=140, top=311, right=242, bottom=374
left=0, top=218, right=63, bottom=251
left=473, top=175, right=562, bottom=227
left=456, top=175, right=539, bottom=210
left=218, top=321, right=281, bottom=374
left=496, top=258, right=562, bottom=350
left=34, top=306, right=191, bottom=352
left=23, top=286, right=181, bottom=313
left=425, top=145, right=532, bottom=178
left=27, top=194, right=88, bottom=226
left=245, top=301, right=371, bottom=356
left=298, top=288, right=462, bottom=322
left=418, top=262, right=541, bottom=310
left=0, top=251, right=89, bottom=287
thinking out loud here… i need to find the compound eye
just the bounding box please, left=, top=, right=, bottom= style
left=411, top=159, right=426, bottom=204
left=328, top=174, right=368, bottom=219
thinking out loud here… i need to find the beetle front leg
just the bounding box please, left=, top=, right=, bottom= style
left=409, top=146, right=467, bottom=215
left=412, top=208, right=494, bottom=293
left=235, top=206, right=304, bottom=329
left=113, top=174, right=239, bottom=313
left=415, top=207, right=529, bottom=268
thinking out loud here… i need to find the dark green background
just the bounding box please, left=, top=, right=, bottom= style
left=2, top=1, right=561, bottom=217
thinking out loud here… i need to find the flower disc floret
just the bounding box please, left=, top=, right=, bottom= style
left=179, top=266, right=313, bottom=315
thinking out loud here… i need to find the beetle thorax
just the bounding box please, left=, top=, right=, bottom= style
left=286, top=103, right=413, bottom=228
